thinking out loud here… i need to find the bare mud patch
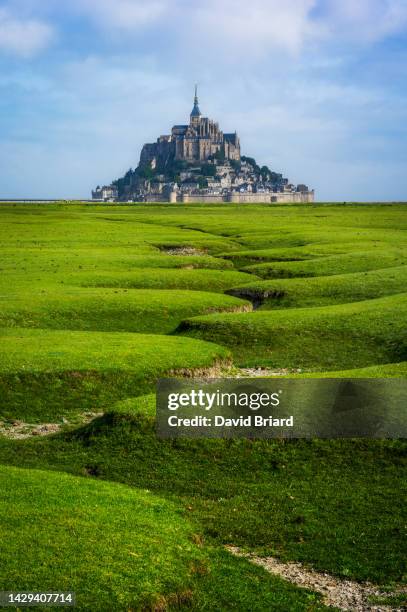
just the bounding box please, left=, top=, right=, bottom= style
left=0, top=412, right=103, bottom=439
left=236, top=367, right=302, bottom=377
left=168, top=359, right=233, bottom=379
left=170, top=364, right=302, bottom=380
left=205, top=303, right=253, bottom=315
left=159, top=246, right=207, bottom=256
left=169, top=364, right=301, bottom=380
left=227, top=546, right=406, bottom=611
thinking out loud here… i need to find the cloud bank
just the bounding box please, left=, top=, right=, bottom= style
left=0, top=8, right=54, bottom=57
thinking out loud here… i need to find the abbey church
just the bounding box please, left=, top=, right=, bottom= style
left=140, top=86, right=240, bottom=167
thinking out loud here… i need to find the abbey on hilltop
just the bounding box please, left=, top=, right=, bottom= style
left=92, top=88, right=314, bottom=204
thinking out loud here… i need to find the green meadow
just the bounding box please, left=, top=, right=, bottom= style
left=0, top=202, right=406, bottom=611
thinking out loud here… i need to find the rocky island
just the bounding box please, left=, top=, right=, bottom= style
left=93, top=87, right=314, bottom=204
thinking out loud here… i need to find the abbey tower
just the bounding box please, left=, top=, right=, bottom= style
left=140, top=87, right=240, bottom=168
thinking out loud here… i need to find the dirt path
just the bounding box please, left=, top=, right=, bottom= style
left=227, top=546, right=406, bottom=611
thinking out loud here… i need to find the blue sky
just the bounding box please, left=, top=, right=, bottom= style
left=0, top=0, right=407, bottom=201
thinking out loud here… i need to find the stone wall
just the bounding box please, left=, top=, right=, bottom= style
left=176, top=191, right=314, bottom=204
left=227, top=191, right=314, bottom=203
left=227, top=192, right=273, bottom=203
left=181, top=194, right=224, bottom=203
left=271, top=191, right=315, bottom=203
left=144, top=194, right=169, bottom=203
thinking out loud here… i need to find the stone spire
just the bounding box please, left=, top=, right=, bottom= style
left=190, top=84, right=201, bottom=119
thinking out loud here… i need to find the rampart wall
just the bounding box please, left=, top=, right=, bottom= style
left=177, top=191, right=314, bottom=204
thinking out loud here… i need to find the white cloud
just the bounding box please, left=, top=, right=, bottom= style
left=69, top=0, right=407, bottom=62
left=65, top=0, right=320, bottom=57
left=75, top=0, right=168, bottom=30
left=2, top=0, right=407, bottom=63
left=27, top=0, right=407, bottom=63
left=0, top=8, right=54, bottom=57
left=319, top=0, right=407, bottom=43
left=184, top=0, right=319, bottom=58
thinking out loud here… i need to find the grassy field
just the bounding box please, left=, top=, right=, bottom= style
left=226, top=265, right=407, bottom=308
left=2, top=464, right=325, bottom=611
left=180, top=293, right=407, bottom=368
left=0, top=327, right=230, bottom=422
left=0, top=202, right=406, bottom=610
left=238, top=249, right=407, bottom=276
left=0, top=287, right=250, bottom=333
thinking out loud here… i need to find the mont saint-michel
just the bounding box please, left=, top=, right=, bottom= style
left=93, top=88, right=314, bottom=204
